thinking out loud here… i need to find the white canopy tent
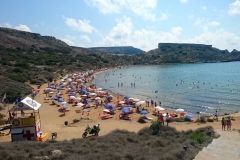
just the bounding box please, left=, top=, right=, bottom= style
left=10, top=97, right=41, bottom=111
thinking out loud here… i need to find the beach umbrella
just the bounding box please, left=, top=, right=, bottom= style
left=129, top=98, right=134, bottom=100
left=77, top=103, right=84, bottom=107
left=97, top=88, right=103, bottom=91
left=89, top=93, right=97, bottom=96
left=62, top=102, right=67, bottom=105
left=119, top=101, right=125, bottom=104
left=162, top=113, right=169, bottom=117
left=136, top=101, right=146, bottom=106
left=86, top=99, right=93, bottom=103
left=185, top=115, right=195, bottom=119
left=176, top=108, right=184, bottom=112
left=75, top=97, right=81, bottom=101
left=58, top=99, right=64, bottom=102
left=81, top=94, right=87, bottom=97
left=69, top=96, right=76, bottom=99
left=105, top=104, right=115, bottom=109
left=52, top=97, right=58, bottom=100
left=124, top=96, right=130, bottom=99
left=133, top=99, right=140, bottom=102
left=95, top=97, right=101, bottom=100
left=121, top=107, right=130, bottom=113
left=81, top=89, right=87, bottom=94
left=103, top=109, right=110, bottom=113
left=69, top=92, right=76, bottom=95
left=155, top=106, right=165, bottom=111
left=140, top=110, right=148, bottom=115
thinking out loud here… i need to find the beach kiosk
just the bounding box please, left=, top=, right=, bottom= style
left=9, top=97, right=48, bottom=142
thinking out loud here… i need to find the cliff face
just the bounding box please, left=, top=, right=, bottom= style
left=158, top=43, right=212, bottom=51
left=133, top=43, right=240, bottom=64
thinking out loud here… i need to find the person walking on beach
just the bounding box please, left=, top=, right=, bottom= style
left=159, top=113, right=164, bottom=125
left=213, top=110, right=218, bottom=119
left=221, top=117, right=226, bottom=131
left=166, top=113, right=170, bottom=126
left=226, top=117, right=232, bottom=130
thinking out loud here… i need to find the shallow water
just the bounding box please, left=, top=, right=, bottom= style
left=94, top=62, right=240, bottom=116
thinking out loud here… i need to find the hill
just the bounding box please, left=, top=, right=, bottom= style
left=0, top=27, right=135, bottom=102
left=89, top=46, right=145, bottom=55
left=1, top=27, right=240, bottom=101
left=132, top=43, right=240, bottom=65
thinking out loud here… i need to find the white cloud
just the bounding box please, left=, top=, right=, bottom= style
left=14, top=24, right=31, bottom=32
left=171, top=27, right=182, bottom=35
left=180, top=0, right=187, bottom=3
left=80, top=35, right=91, bottom=42
left=124, top=0, right=158, bottom=21
left=194, top=17, right=204, bottom=26
left=228, top=0, right=240, bottom=15
left=202, top=6, right=207, bottom=11
left=97, top=16, right=180, bottom=51
left=159, top=13, right=168, bottom=20
left=61, top=38, right=75, bottom=46
left=84, top=0, right=162, bottom=21
left=208, top=21, right=220, bottom=27
left=3, top=23, right=12, bottom=28
left=187, top=29, right=240, bottom=51
left=84, top=0, right=120, bottom=14
left=64, top=17, right=96, bottom=33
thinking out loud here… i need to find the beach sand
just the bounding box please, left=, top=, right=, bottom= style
left=1, top=72, right=240, bottom=142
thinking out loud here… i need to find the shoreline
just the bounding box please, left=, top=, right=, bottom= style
left=92, top=65, right=240, bottom=116
left=0, top=67, right=240, bottom=142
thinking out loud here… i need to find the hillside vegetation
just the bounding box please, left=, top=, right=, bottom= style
left=0, top=126, right=217, bottom=160
left=0, top=27, right=240, bottom=101
left=89, top=46, right=145, bottom=55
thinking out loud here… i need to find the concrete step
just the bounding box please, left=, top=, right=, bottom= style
left=194, top=150, right=220, bottom=160
left=202, top=146, right=240, bottom=157
left=215, top=130, right=240, bottom=140
left=194, top=129, right=240, bottom=160
left=211, top=138, right=240, bottom=147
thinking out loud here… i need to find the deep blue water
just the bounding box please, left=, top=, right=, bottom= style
left=94, top=62, right=240, bottom=115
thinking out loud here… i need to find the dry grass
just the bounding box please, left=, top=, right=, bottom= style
left=0, top=126, right=217, bottom=160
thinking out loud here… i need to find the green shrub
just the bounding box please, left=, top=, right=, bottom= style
left=207, top=118, right=214, bottom=122
left=195, top=116, right=207, bottom=124
left=190, top=131, right=205, bottom=144
left=150, top=120, right=162, bottom=135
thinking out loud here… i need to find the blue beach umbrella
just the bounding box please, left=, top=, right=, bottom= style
left=185, top=115, right=195, bottom=119
left=58, top=99, right=64, bottom=102
left=105, top=104, right=115, bottom=110
left=140, top=110, right=148, bottom=115
left=86, top=99, right=93, bottom=103
left=69, top=92, right=76, bottom=95
left=121, top=107, right=130, bottom=113
left=81, top=89, right=87, bottom=94
left=124, top=96, right=130, bottom=99
left=52, top=97, right=58, bottom=100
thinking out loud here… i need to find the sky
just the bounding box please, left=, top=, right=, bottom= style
left=0, top=0, right=240, bottom=52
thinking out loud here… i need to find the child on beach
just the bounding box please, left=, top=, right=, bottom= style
left=221, top=117, right=226, bottom=131
left=226, top=117, right=232, bottom=130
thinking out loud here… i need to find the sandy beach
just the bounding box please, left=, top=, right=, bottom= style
left=1, top=70, right=240, bottom=142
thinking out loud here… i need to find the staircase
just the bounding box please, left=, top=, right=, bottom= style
left=194, top=129, right=240, bottom=160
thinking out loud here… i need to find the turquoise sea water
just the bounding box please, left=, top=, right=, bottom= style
left=94, top=62, right=240, bottom=115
